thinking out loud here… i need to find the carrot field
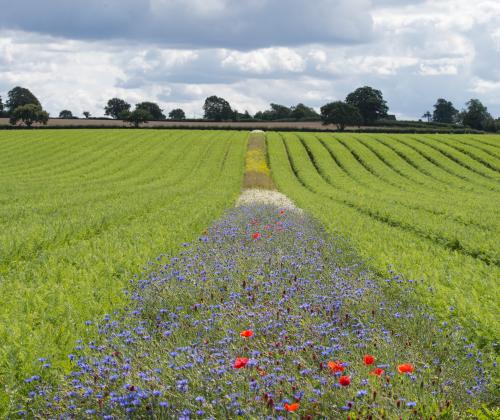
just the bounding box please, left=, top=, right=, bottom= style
left=0, top=130, right=246, bottom=413
left=0, top=130, right=498, bottom=417
left=268, top=132, right=500, bottom=345
left=268, top=134, right=500, bottom=344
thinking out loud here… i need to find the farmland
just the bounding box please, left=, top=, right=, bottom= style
left=23, top=202, right=496, bottom=418
left=0, top=129, right=246, bottom=411
left=1, top=130, right=498, bottom=417
left=268, top=132, right=500, bottom=345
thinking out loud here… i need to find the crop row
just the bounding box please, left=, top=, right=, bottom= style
left=268, top=132, right=500, bottom=345
left=0, top=129, right=246, bottom=413
left=22, top=204, right=495, bottom=417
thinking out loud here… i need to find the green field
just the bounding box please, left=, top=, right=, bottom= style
left=1, top=129, right=499, bottom=415
left=268, top=132, right=500, bottom=345
left=0, top=129, right=246, bottom=409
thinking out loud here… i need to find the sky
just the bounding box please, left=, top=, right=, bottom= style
left=0, top=0, right=499, bottom=120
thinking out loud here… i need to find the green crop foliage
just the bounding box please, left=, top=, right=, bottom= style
left=267, top=132, right=500, bottom=347
left=0, top=129, right=246, bottom=413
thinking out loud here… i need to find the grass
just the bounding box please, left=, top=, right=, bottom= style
left=267, top=132, right=500, bottom=347
left=0, top=129, right=246, bottom=414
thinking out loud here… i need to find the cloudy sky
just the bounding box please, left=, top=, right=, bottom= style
left=0, top=0, right=499, bottom=119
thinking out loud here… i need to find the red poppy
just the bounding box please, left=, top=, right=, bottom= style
left=397, top=363, right=414, bottom=374
left=327, top=361, right=344, bottom=373
left=252, top=233, right=261, bottom=240
left=284, top=402, right=300, bottom=412
left=279, top=210, right=286, bottom=215
left=233, top=357, right=249, bottom=369
left=240, top=330, right=254, bottom=338
left=369, top=368, right=385, bottom=377
left=339, top=375, right=351, bottom=387
left=363, top=354, right=375, bottom=365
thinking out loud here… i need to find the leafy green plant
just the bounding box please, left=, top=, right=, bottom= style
left=267, top=132, right=500, bottom=346
left=0, top=129, right=246, bottom=415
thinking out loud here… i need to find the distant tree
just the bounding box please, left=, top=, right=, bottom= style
left=135, top=102, right=165, bottom=120
left=10, top=104, right=49, bottom=127
left=422, top=111, right=432, bottom=123
left=6, top=86, right=41, bottom=115
left=345, top=86, right=388, bottom=124
left=117, top=109, right=131, bottom=120
left=460, top=99, right=492, bottom=130
left=253, top=103, right=293, bottom=121
left=269, top=103, right=292, bottom=120
left=104, top=98, right=131, bottom=119
left=320, top=101, right=362, bottom=131
left=432, top=98, right=458, bottom=123
left=254, top=111, right=264, bottom=120
left=239, top=110, right=253, bottom=120
left=125, top=109, right=152, bottom=128
left=0, top=95, right=4, bottom=116
left=482, top=118, right=499, bottom=133
left=169, top=108, right=186, bottom=120
left=83, top=111, right=91, bottom=119
left=290, top=103, right=320, bottom=120
left=59, top=110, right=74, bottom=119
left=230, top=109, right=255, bottom=121
left=253, top=110, right=274, bottom=120
left=203, top=96, right=233, bottom=121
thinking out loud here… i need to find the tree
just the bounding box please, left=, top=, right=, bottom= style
left=252, top=103, right=294, bottom=121
left=203, top=96, right=233, bottom=121
left=268, top=103, right=292, bottom=120
left=6, top=87, right=41, bottom=115
left=59, top=110, right=74, bottom=119
left=432, top=98, right=458, bottom=123
left=83, top=111, right=91, bottom=119
left=320, top=101, right=362, bottom=131
left=254, top=111, right=264, bottom=120
left=125, top=109, right=152, bottom=128
left=253, top=110, right=274, bottom=120
left=422, top=111, right=432, bottom=123
left=135, top=102, right=165, bottom=120
left=117, top=109, right=131, bottom=120
left=10, top=104, right=49, bottom=127
left=0, top=95, right=4, bottom=116
left=460, top=99, right=492, bottom=130
left=483, top=118, right=499, bottom=133
left=290, top=103, right=320, bottom=120
left=104, top=98, right=131, bottom=119
left=345, top=86, right=388, bottom=124
left=239, top=110, right=253, bottom=120
left=169, top=108, right=186, bottom=120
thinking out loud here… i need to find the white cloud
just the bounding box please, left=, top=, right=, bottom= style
left=0, top=0, right=499, bottom=119
left=419, top=62, right=459, bottom=76
left=221, top=48, right=306, bottom=74
left=470, top=78, right=500, bottom=95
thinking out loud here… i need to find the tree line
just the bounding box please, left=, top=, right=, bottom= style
left=1, top=85, right=499, bottom=132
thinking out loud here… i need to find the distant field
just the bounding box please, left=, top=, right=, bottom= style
left=0, top=117, right=472, bottom=133
left=0, top=117, right=332, bottom=130
left=0, top=129, right=246, bottom=410
left=268, top=132, right=500, bottom=345
left=1, top=129, right=498, bottom=415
